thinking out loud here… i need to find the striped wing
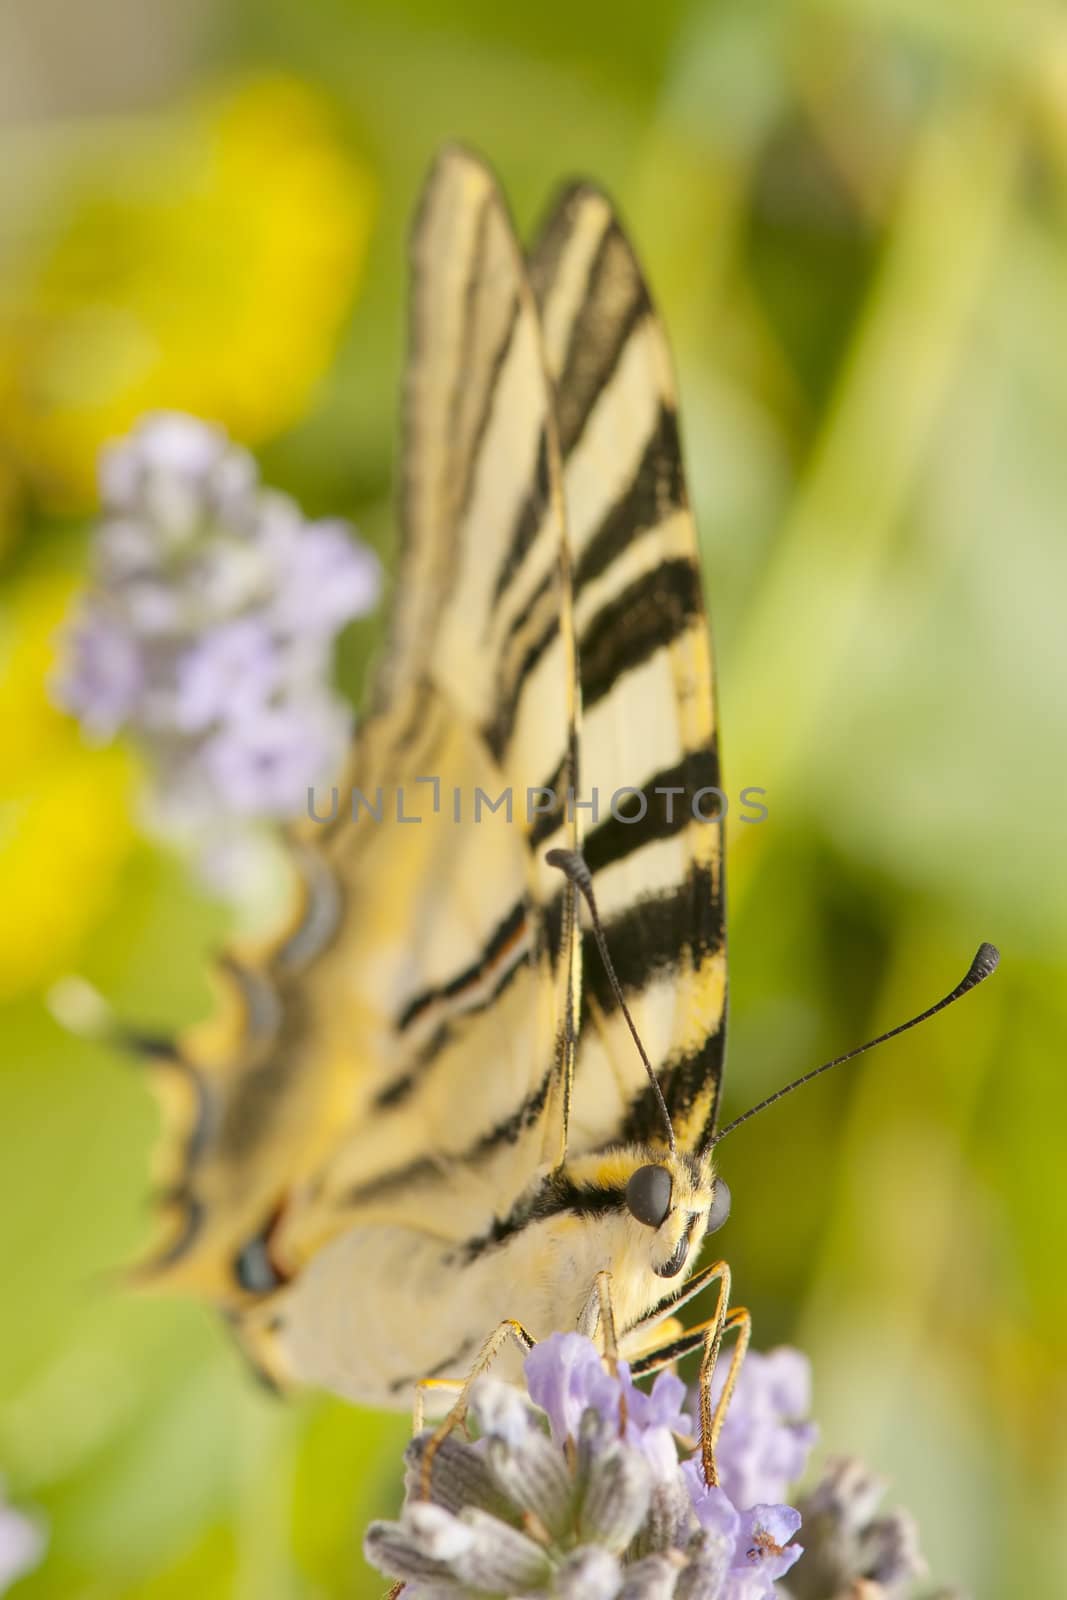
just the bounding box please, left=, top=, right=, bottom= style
left=530, top=185, right=726, bottom=1157
left=141, top=149, right=581, bottom=1340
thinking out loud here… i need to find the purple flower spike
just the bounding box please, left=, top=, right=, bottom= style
left=269, top=518, right=382, bottom=636
left=525, top=1335, right=692, bottom=1486
left=525, top=1332, right=623, bottom=1444
left=203, top=701, right=349, bottom=817
left=173, top=617, right=281, bottom=732
left=54, top=411, right=380, bottom=894
left=627, top=1367, right=692, bottom=1437
left=368, top=1331, right=946, bottom=1600
left=53, top=601, right=143, bottom=739
left=684, top=1470, right=740, bottom=1538
left=100, top=412, right=256, bottom=535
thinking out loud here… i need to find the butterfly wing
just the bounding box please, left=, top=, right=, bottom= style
left=529, top=185, right=727, bottom=1157
left=142, top=150, right=582, bottom=1342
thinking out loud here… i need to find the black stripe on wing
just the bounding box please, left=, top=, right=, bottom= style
left=374, top=947, right=531, bottom=1112
left=456, top=295, right=523, bottom=523
left=573, top=403, right=685, bottom=594
left=447, top=190, right=495, bottom=491
left=483, top=610, right=561, bottom=763
left=348, top=1065, right=554, bottom=1205
left=579, top=863, right=722, bottom=1022
left=487, top=208, right=663, bottom=625
left=530, top=198, right=652, bottom=459
left=553, top=225, right=650, bottom=456
left=579, top=557, right=703, bottom=710
left=489, top=427, right=553, bottom=609
left=396, top=899, right=528, bottom=1031
left=460, top=1171, right=628, bottom=1262
left=582, top=749, right=720, bottom=877
left=620, top=1032, right=727, bottom=1145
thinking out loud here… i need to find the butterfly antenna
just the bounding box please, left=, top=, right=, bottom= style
left=547, top=847, right=677, bottom=1154
left=710, top=942, right=1000, bottom=1147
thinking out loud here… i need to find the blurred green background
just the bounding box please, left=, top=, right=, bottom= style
left=2, top=1, right=1065, bottom=1595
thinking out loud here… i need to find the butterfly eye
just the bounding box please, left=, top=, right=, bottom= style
left=626, top=1164, right=672, bottom=1228
left=707, top=1178, right=732, bottom=1234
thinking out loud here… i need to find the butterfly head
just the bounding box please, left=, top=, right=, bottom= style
left=624, top=1151, right=731, bottom=1279
left=560, top=1146, right=731, bottom=1285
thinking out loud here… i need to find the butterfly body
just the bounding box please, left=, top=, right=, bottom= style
left=262, top=1142, right=716, bottom=1406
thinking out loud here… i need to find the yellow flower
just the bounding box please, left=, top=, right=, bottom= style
left=0, top=572, right=134, bottom=999
left=0, top=74, right=374, bottom=509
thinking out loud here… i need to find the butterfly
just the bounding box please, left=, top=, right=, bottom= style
left=125, top=147, right=998, bottom=1484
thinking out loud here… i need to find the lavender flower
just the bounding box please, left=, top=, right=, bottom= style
left=0, top=1482, right=45, bottom=1594
left=55, top=600, right=143, bottom=738
left=367, top=1335, right=955, bottom=1600
left=53, top=412, right=380, bottom=891
left=365, top=1332, right=811, bottom=1600
left=784, top=1457, right=929, bottom=1599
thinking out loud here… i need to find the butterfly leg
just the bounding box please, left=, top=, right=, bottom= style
left=576, top=1269, right=631, bottom=1435
left=416, top=1317, right=535, bottom=1497
left=627, top=1258, right=751, bottom=1486
left=576, top=1268, right=621, bottom=1372
left=698, top=1287, right=751, bottom=1487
